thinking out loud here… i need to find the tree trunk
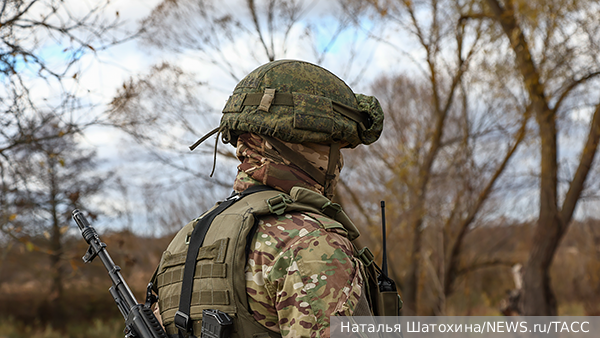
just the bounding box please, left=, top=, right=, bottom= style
left=50, top=214, right=63, bottom=300
left=520, top=217, right=560, bottom=315
left=486, top=0, right=561, bottom=315
left=520, top=104, right=560, bottom=315
left=49, top=160, right=66, bottom=328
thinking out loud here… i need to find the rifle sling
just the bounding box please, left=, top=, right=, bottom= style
left=174, top=185, right=273, bottom=335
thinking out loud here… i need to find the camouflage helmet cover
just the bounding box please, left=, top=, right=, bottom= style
left=219, top=60, right=384, bottom=148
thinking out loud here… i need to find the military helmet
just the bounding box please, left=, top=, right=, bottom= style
left=192, top=59, right=384, bottom=150
left=190, top=60, right=384, bottom=195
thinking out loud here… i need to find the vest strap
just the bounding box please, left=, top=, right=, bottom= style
left=174, top=185, right=273, bottom=334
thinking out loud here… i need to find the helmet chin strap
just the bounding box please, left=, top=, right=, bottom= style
left=324, top=142, right=341, bottom=198
left=260, top=135, right=340, bottom=199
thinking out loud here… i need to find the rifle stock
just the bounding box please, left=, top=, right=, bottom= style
left=72, top=209, right=167, bottom=338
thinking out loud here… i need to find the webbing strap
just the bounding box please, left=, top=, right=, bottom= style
left=260, top=135, right=327, bottom=186
left=241, top=92, right=371, bottom=129
left=325, top=142, right=340, bottom=194
left=332, top=101, right=370, bottom=132
left=174, top=185, right=273, bottom=334
left=243, top=92, right=294, bottom=106
left=189, top=126, right=220, bottom=151
left=258, top=88, right=276, bottom=112
left=162, top=290, right=231, bottom=309
left=157, top=263, right=227, bottom=287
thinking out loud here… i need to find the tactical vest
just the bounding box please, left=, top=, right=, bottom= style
left=152, top=186, right=400, bottom=338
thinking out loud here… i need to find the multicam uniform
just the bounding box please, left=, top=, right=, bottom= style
left=235, top=134, right=365, bottom=338
left=245, top=206, right=364, bottom=337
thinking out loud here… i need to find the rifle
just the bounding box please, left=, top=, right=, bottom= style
left=72, top=209, right=168, bottom=338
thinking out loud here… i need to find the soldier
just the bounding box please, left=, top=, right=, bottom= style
left=151, top=60, right=397, bottom=338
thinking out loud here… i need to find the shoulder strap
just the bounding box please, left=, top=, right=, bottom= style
left=173, top=185, right=273, bottom=335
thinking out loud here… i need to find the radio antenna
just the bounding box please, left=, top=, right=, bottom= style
left=381, top=201, right=388, bottom=276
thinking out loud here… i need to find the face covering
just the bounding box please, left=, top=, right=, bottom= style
left=233, top=133, right=343, bottom=198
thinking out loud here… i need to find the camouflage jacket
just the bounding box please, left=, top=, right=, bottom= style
left=244, top=177, right=364, bottom=338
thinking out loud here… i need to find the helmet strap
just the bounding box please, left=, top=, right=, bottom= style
left=324, top=142, right=341, bottom=198
left=188, top=125, right=223, bottom=177
left=260, top=135, right=341, bottom=198
left=209, top=127, right=223, bottom=177
left=189, top=126, right=220, bottom=151
left=260, top=135, right=326, bottom=185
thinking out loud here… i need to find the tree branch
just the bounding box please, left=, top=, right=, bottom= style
left=553, top=72, right=600, bottom=114
left=247, top=0, right=274, bottom=61
left=559, top=103, right=600, bottom=230
left=337, top=178, right=376, bottom=228
left=445, top=107, right=530, bottom=295
left=456, top=258, right=517, bottom=276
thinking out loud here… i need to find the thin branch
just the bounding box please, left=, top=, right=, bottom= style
left=553, top=71, right=600, bottom=114
left=337, top=178, right=376, bottom=228
left=456, top=259, right=517, bottom=276
left=247, top=0, right=274, bottom=61
left=445, top=107, right=530, bottom=295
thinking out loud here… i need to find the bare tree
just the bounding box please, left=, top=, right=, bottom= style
left=138, top=0, right=378, bottom=83
left=342, top=0, right=600, bottom=316
left=0, top=3, right=139, bottom=328
left=341, top=66, right=528, bottom=314
left=462, top=0, right=600, bottom=315
left=344, top=0, right=528, bottom=315
left=5, top=117, right=109, bottom=328
left=0, top=0, right=131, bottom=151
left=1, top=0, right=134, bottom=238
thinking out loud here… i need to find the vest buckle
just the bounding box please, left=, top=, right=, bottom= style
left=266, top=194, right=293, bottom=215
left=321, top=201, right=342, bottom=218
left=174, top=310, right=192, bottom=333
left=358, top=247, right=374, bottom=267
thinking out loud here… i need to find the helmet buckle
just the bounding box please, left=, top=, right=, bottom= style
left=258, top=88, right=276, bottom=112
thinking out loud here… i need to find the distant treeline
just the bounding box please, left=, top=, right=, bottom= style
left=1, top=218, right=599, bottom=334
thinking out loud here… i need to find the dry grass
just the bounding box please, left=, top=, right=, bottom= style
left=0, top=318, right=124, bottom=338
